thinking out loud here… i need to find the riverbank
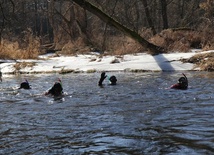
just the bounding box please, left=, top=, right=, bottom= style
left=0, top=50, right=212, bottom=74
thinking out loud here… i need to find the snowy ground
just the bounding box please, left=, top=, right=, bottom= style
left=0, top=49, right=212, bottom=74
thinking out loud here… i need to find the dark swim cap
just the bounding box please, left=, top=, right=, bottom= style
left=19, top=82, right=31, bottom=89
left=109, top=76, right=117, bottom=85
left=178, top=77, right=186, bottom=84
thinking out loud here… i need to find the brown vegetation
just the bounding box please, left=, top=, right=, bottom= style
left=182, top=52, right=214, bottom=71
left=150, top=29, right=202, bottom=53
left=1, top=0, right=214, bottom=60
left=14, top=62, right=36, bottom=72
left=0, top=29, right=40, bottom=59
left=0, top=27, right=211, bottom=59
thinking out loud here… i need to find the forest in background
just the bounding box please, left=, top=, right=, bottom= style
left=0, top=0, right=214, bottom=59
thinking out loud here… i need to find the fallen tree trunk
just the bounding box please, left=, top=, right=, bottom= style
left=72, top=0, right=164, bottom=55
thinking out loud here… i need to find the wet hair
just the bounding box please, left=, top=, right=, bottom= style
left=109, top=76, right=117, bottom=85
left=19, top=81, right=31, bottom=89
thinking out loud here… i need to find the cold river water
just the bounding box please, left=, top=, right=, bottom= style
left=0, top=72, right=214, bottom=155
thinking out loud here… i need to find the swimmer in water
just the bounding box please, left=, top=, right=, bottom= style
left=45, top=79, right=63, bottom=96
left=170, top=73, right=188, bottom=90
left=19, top=79, right=31, bottom=89
left=98, top=72, right=117, bottom=86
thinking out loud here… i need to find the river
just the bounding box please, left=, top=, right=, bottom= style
left=0, top=72, right=214, bottom=154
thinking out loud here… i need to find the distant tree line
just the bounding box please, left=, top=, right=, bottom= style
left=0, top=0, right=214, bottom=55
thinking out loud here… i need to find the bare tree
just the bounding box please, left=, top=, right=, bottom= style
left=72, top=0, right=164, bottom=54
left=141, top=0, right=156, bottom=34
left=0, top=0, right=15, bottom=41
left=160, top=0, right=168, bottom=29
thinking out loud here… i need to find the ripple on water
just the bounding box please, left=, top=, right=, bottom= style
left=0, top=72, right=214, bottom=154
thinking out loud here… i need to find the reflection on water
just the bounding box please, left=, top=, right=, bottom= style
left=0, top=72, right=214, bottom=154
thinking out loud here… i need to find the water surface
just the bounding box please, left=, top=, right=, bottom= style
left=0, top=72, right=214, bottom=154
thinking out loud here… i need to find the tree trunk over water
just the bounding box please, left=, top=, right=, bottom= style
left=72, top=0, right=164, bottom=55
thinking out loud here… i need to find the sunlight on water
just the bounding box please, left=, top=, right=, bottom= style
left=0, top=72, right=214, bottom=154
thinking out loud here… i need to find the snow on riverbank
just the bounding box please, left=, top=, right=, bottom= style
left=0, top=50, right=211, bottom=74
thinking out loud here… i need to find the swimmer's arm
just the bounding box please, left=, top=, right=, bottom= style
left=98, top=72, right=107, bottom=86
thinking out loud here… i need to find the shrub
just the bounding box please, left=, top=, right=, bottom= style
left=150, top=29, right=202, bottom=53
left=184, top=52, right=214, bottom=71
left=0, top=29, right=40, bottom=59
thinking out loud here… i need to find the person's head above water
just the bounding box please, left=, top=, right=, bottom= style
left=109, top=75, right=117, bottom=85
left=170, top=73, right=188, bottom=90
left=98, top=72, right=117, bottom=86
left=46, top=79, right=63, bottom=96
left=19, top=79, right=31, bottom=89
left=178, top=77, right=186, bottom=84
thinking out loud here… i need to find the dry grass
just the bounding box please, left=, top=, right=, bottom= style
left=112, top=37, right=145, bottom=55
left=199, top=24, right=214, bottom=51
left=58, top=34, right=145, bottom=56
left=14, top=62, right=36, bottom=71
left=150, top=29, right=202, bottom=53
left=1, top=26, right=214, bottom=62
left=92, top=34, right=145, bottom=55
left=51, top=24, right=214, bottom=56
left=0, top=29, right=40, bottom=59
left=183, top=52, right=214, bottom=71
left=60, top=40, right=91, bottom=55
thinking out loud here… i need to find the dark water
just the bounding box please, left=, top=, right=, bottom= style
left=0, top=72, right=214, bottom=155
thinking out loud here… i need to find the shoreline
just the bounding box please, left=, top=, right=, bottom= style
left=0, top=50, right=211, bottom=75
